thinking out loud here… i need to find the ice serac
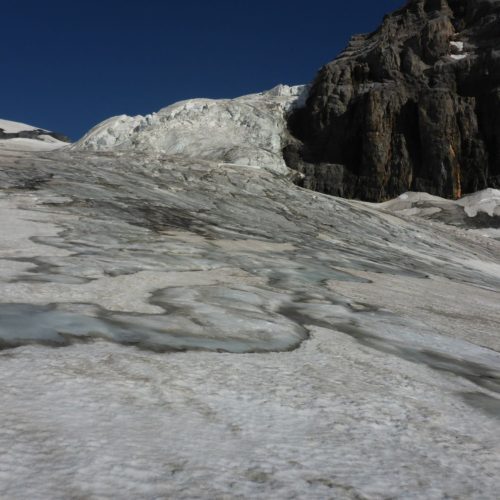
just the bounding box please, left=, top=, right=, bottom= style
left=73, top=85, right=309, bottom=174
left=286, top=0, right=500, bottom=201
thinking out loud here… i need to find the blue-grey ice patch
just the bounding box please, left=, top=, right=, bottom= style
left=0, top=284, right=310, bottom=353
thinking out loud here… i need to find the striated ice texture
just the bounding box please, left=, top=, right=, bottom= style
left=0, top=142, right=499, bottom=498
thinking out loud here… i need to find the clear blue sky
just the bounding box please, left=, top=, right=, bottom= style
left=2, top=0, right=403, bottom=140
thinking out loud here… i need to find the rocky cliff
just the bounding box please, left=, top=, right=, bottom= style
left=286, top=0, right=500, bottom=201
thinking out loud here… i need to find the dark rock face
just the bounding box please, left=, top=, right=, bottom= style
left=286, top=0, right=500, bottom=201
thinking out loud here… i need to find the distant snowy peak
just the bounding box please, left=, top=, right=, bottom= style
left=73, top=84, right=310, bottom=173
left=0, top=119, right=44, bottom=134
left=0, top=119, right=69, bottom=152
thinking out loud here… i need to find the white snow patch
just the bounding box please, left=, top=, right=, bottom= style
left=450, top=41, right=464, bottom=52
left=458, top=188, right=500, bottom=217
left=450, top=41, right=467, bottom=59
left=373, top=189, right=500, bottom=222
left=375, top=191, right=451, bottom=213
left=0, top=118, right=43, bottom=133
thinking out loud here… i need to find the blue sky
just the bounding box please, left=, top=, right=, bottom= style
left=1, top=0, right=403, bottom=139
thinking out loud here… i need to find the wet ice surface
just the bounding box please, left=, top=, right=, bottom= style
left=0, top=149, right=500, bottom=498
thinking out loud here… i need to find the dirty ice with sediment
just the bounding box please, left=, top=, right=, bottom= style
left=0, top=84, right=500, bottom=499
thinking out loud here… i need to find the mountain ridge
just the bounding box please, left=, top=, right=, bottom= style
left=0, top=119, right=70, bottom=151
left=285, top=0, right=500, bottom=201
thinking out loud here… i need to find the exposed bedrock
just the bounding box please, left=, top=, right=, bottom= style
left=286, top=0, right=500, bottom=201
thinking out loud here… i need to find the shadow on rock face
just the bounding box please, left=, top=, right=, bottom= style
left=285, top=0, right=500, bottom=201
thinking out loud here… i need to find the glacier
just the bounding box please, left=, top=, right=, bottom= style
left=0, top=92, right=499, bottom=499
left=73, top=84, right=309, bottom=174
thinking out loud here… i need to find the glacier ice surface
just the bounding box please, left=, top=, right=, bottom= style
left=0, top=85, right=500, bottom=498
left=0, top=144, right=499, bottom=498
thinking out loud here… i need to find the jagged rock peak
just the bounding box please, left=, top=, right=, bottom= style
left=286, top=0, right=500, bottom=201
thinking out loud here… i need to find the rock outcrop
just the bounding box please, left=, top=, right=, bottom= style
left=286, top=0, right=500, bottom=201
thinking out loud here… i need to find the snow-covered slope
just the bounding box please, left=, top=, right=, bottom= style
left=0, top=119, right=68, bottom=151
left=0, top=136, right=68, bottom=152
left=0, top=118, right=42, bottom=134
left=73, top=84, right=309, bottom=173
